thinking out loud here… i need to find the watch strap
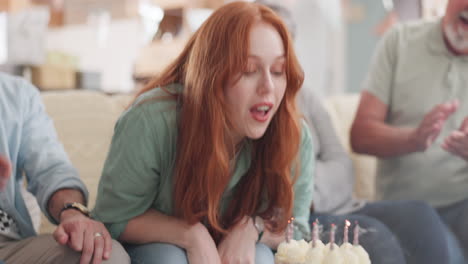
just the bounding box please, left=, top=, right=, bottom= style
left=60, top=202, right=90, bottom=218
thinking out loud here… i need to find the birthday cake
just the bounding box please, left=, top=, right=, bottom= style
left=275, top=220, right=371, bottom=264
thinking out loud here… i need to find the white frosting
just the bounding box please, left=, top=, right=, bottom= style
left=340, top=242, right=353, bottom=250
left=340, top=248, right=359, bottom=264
left=309, top=239, right=325, bottom=250
left=275, top=240, right=309, bottom=264
left=352, top=245, right=371, bottom=264
left=274, top=239, right=371, bottom=264
left=305, top=246, right=325, bottom=264
left=323, top=248, right=345, bottom=264
left=323, top=242, right=340, bottom=255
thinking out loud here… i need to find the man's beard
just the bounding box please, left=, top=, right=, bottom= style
left=444, top=22, right=468, bottom=52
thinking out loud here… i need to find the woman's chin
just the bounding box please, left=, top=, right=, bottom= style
left=246, top=128, right=268, bottom=140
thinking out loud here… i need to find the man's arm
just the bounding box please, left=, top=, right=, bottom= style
left=17, top=80, right=88, bottom=222
left=17, top=80, right=112, bottom=263
left=47, top=188, right=86, bottom=223
left=351, top=91, right=459, bottom=158
left=350, top=91, right=417, bottom=158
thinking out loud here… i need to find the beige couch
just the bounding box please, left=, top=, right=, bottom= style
left=34, top=90, right=376, bottom=234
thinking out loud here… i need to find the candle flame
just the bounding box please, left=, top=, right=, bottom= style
left=345, top=219, right=351, bottom=227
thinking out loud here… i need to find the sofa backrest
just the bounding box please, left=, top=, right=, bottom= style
left=40, top=90, right=133, bottom=233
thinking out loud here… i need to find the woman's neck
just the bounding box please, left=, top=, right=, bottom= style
left=226, top=132, right=245, bottom=161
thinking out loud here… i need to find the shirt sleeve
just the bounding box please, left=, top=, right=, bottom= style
left=304, top=93, right=355, bottom=214
left=292, top=120, right=314, bottom=240
left=18, top=80, right=88, bottom=225
left=362, top=25, right=400, bottom=105
left=92, top=105, right=163, bottom=239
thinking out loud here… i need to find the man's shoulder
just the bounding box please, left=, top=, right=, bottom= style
left=0, top=73, right=38, bottom=102
left=393, top=19, right=439, bottom=44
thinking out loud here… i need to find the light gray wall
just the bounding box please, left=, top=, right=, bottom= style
left=346, top=0, right=386, bottom=93
left=292, top=0, right=345, bottom=97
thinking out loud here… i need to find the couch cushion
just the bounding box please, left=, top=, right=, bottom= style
left=39, top=90, right=132, bottom=233
left=323, top=94, right=377, bottom=201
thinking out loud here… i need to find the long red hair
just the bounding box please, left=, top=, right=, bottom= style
left=136, top=2, right=304, bottom=241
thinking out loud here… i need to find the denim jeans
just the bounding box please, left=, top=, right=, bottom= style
left=437, top=197, right=468, bottom=264
left=312, top=200, right=452, bottom=264
left=124, top=242, right=274, bottom=264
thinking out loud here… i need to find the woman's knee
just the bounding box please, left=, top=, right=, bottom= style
left=255, top=243, right=274, bottom=264
left=125, top=243, right=188, bottom=264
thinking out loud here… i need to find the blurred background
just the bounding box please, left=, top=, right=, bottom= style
left=0, top=0, right=449, bottom=96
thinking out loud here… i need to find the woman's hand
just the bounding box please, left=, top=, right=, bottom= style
left=218, top=216, right=258, bottom=264
left=186, top=223, right=221, bottom=264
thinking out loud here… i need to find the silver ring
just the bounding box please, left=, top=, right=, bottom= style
left=94, top=232, right=103, bottom=238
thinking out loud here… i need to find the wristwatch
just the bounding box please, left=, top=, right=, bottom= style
left=252, top=216, right=264, bottom=242
left=60, top=202, right=90, bottom=217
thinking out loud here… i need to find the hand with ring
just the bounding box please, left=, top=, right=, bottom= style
left=54, top=210, right=112, bottom=264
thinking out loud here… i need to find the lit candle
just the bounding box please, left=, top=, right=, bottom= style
left=330, top=224, right=336, bottom=250
left=312, top=221, right=318, bottom=248
left=351, top=221, right=371, bottom=264
left=353, top=221, right=360, bottom=245
left=344, top=219, right=351, bottom=244
left=286, top=217, right=295, bottom=243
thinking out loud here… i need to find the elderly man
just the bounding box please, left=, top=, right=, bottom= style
left=0, top=72, right=129, bottom=264
left=351, top=0, right=468, bottom=261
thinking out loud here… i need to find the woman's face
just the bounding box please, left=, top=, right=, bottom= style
left=224, top=22, right=287, bottom=143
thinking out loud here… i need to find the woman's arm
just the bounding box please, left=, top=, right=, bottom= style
left=122, top=209, right=221, bottom=264
left=119, top=208, right=203, bottom=247
left=291, top=121, right=315, bottom=241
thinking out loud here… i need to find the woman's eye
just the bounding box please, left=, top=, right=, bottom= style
left=271, top=65, right=285, bottom=76
left=273, top=71, right=284, bottom=76
left=243, top=68, right=257, bottom=75
left=271, top=69, right=285, bottom=76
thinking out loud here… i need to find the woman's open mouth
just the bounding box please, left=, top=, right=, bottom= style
left=250, top=104, right=272, bottom=122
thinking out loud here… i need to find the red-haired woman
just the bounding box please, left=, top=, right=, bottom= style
left=93, top=2, right=314, bottom=263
